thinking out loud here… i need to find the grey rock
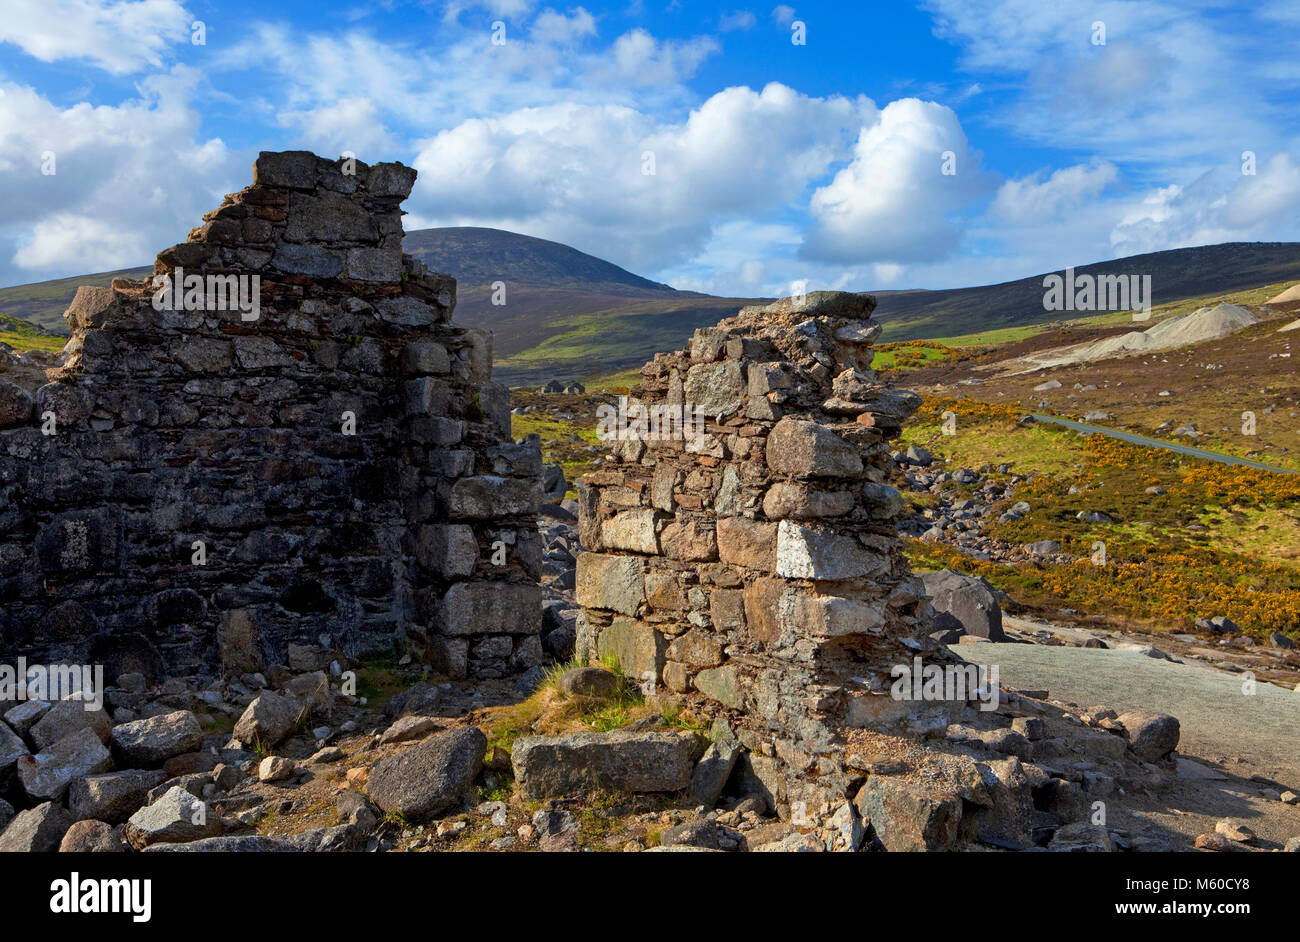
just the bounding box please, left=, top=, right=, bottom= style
left=385, top=682, right=443, bottom=718
left=690, top=739, right=741, bottom=806
left=0, top=801, right=74, bottom=852
left=1116, top=711, right=1180, bottom=762
left=69, top=769, right=167, bottom=823
left=18, top=726, right=115, bottom=802
left=512, top=729, right=699, bottom=799
left=660, top=817, right=721, bottom=850
left=30, top=697, right=112, bottom=751
left=366, top=726, right=486, bottom=818
left=0, top=380, right=33, bottom=427
left=853, top=775, right=961, bottom=852
left=232, top=691, right=303, bottom=748
left=557, top=667, right=621, bottom=700
left=145, top=835, right=298, bottom=852
left=110, top=710, right=204, bottom=766
left=0, top=719, right=26, bottom=774
left=920, top=569, right=1005, bottom=641
left=123, top=785, right=222, bottom=849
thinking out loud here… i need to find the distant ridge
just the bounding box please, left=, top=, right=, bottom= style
left=403, top=227, right=683, bottom=296
left=4, top=235, right=1300, bottom=385
left=871, top=242, right=1300, bottom=337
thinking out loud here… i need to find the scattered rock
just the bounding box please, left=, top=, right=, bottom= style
left=232, top=691, right=303, bottom=749
left=1195, top=832, right=1250, bottom=852
left=853, top=775, right=961, bottom=852
left=531, top=809, right=579, bottom=852
left=69, top=769, right=167, bottom=823
left=1116, top=711, right=1180, bottom=763
left=1214, top=819, right=1255, bottom=844
left=690, top=739, right=741, bottom=807
left=512, top=729, right=699, bottom=799
left=367, top=726, right=486, bottom=818
left=29, top=697, right=112, bottom=751
left=58, top=819, right=126, bottom=853
left=920, top=569, right=1005, bottom=641
left=557, top=667, right=621, bottom=700
left=17, top=726, right=115, bottom=802
left=258, top=756, right=296, bottom=782
left=0, top=802, right=74, bottom=852
left=123, top=786, right=222, bottom=850
left=380, top=715, right=439, bottom=744
left=385, top=681, right=442, bottom=718
left=110, top=710, right=204, bottom=766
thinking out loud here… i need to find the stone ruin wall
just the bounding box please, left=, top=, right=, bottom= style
left=574, top=292, right=967, bottom=813
left=0, top=151, right=542, bottom=682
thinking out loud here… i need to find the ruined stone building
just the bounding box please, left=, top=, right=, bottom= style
left=0, top=152, right=542, bottom=682
left=573, top=293, right=965, bottom=810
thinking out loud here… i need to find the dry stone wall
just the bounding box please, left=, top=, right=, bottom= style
left=0, top=151, right=541, bottom=681
left=575, top=292, right=967, bottom=812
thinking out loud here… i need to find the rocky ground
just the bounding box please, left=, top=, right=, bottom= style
left=2, top=481, right=1296, bottom=853
left=3, top=385, right=1297, bottom=854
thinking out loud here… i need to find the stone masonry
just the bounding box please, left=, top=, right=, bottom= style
left=0, top=151, right=541, bottom=681
left=575, top=292, right=968, bottom=813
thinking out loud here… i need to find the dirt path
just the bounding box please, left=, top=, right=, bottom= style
left=958, top=639, right=1300, bottom=782
left=1029, top=413, right=1299, bottom=475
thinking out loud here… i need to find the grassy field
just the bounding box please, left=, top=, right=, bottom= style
left=509, top=392, right=608, bottom=495
left=0, top=312, right=65, bottom=353
left=903, top=397, right=1300, bottom=638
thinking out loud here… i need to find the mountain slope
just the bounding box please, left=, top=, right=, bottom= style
left=403, top=227, right=679, bottom=295
left=4, top=234, right=1300, bottom=386
left=871, top=242, right=1300, bottom=338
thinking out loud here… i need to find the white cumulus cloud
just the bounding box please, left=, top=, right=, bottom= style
left=801, top=98, right=993, bottom=265
left=0, top=0, right=191, bottom=74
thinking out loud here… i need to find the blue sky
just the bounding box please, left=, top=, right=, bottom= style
left=2, top=0, right=1300, bottom=296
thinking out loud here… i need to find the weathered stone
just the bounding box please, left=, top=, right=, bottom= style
left=30, top=697, right=112, bottom=751
left=69, top=769, right=168, bottom=823
left=1115, top=711, right=1180, bottom=762
left=576, top=553, right=645, bottom=616
left=690, top=739, right=740, bottom=806
left=366, top=726, right=486, bottom=818
left=18, top=726, right=115, bottom=802
left=110, top=711, right=204, bottom=766
left=379, top=715, right=439, bottom=744
left=557, top=668, right=622, bottom=699
left=601, top=508, right=659, bottom=554
left=448, top=475, right=540, bottom=518
left=512, top=730, right=699, bottom=799
left=0, top=379, right=33, bottom=427
left=0, top=719, right=26, bottom=774
left=767, top=418, right=863, bottom=477
left=694, top=665, right=743, bottom=708
left=59, top=819, right=126, bottom=852
left=854, top=775, right=961, bottom=852
left=683, top=361, right=744, bottom=416
left=789, top=593, right=886, bottom=637
left=439, top=582, right=541, bottom=635
left=597, top=618, right=666, bottom=682
left=776, top=521, right=885, bottom=580
left=0, top=802, right=74, bottom=852
left=403, top=340, right=451, bottom=375
left=659, top=519, right=717, bottom=561
left=232, top=691, right=303, bottom=749
left=920, top=569, right=1005, bottom=641
left=123, top=786, right=222, bottom=849
left=258, top=755, right=296, bottom=782
left=716, top=516, right=777, bottom=571
left=417, top=524, right=479, bottom=577
left=762, top=482, right=854, bottom=519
